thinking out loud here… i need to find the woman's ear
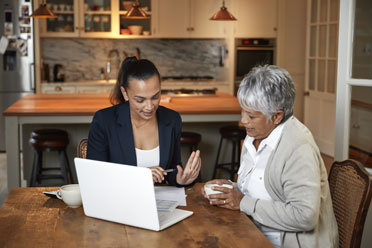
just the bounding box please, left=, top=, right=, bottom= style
left=273, top=110, right=284, bottom=125
left=120, top=86, right=129, bottom=101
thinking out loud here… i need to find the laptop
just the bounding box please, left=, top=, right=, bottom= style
left=74, top=158, right=193, bottom=231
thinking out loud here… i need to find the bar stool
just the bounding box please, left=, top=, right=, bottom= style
left=29, top=129, right=73, bottom=187
left=181, top=131, right=202, bottom=181
left=180, top=132, right=202, bottom=153
left=213, top=125, right=246, bottom=180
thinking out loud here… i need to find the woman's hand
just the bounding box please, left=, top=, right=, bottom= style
left=149, top=166, right=167, bottom=183
left=201, top=179, right=243, bottom=210
left=176, top=150, right=201, bottom=185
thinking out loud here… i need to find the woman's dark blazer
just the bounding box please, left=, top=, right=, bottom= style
left=87, top=101, right=182, bottom=186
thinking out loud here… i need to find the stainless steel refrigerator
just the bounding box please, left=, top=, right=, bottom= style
left=0, top=0, right=35, bottom=151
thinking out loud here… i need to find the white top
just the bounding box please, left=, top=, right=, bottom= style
left=135, top=146, right=160, bottom=168
left=237, top=121, right=286, bottom=247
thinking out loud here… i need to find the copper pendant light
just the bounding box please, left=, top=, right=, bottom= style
left=30, top=0, right=57, bottom=18
left=210, top=0, right=236, bottom=21
left=125, top=1, right=150, bottom=19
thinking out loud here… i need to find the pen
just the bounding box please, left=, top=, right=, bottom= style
left=164, top=169, right=175, bottom=173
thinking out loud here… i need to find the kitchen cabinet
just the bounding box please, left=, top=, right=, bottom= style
left=41, top=84, right=76, bottom=94
left=153, top=0, right=226, bottom=38
left=232, top=0, right=278, bottom=38
left=38, top=0, right=151, bottom=38
left=41, top=83, right=114, bottom=94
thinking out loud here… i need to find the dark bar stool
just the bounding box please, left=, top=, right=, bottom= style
left=181, top=131, right=202, bottom=181
left=213, top=125, right=246, bottom=180
left=180, top=131, right=202, bottom=153
left=29, top=129, right=73, bottom=187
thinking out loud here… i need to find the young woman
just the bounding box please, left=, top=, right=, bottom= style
left=87, top=57, right=201, bottom=186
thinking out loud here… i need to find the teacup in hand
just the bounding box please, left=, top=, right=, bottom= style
left=204, top=183, right=233, bottom=201
left=56, top=184, right=82, bottom=208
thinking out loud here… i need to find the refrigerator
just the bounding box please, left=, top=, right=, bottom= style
left=0, top=0, right=35, bottom=151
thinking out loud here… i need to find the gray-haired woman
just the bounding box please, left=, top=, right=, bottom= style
left=201, top=65, right=338, bottom=247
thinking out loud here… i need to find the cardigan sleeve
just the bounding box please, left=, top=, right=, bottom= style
left=240, top=143, right=322, bottom=232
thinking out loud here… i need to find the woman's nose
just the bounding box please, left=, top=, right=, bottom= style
left=145, top=100, right=153, bottom=110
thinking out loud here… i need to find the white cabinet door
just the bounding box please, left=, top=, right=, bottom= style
left=190, top=0, right=226, bottom=38
left=232, top=0, right=278, bottom=38
left=76, top=86, right=104, bottom=93
left=153, top=0, right=190, bottom=37
left=41, top=85, right=76, bottom=94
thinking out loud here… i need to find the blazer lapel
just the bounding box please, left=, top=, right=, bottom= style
left=158, top=108, right=172, bottom=169
left=116, top=103, right=137, bottom=165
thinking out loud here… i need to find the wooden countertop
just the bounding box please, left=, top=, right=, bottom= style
left=3, top=93, right=241, bottom=116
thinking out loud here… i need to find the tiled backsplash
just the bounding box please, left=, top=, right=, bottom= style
left=41, top=38, right=228, bottom=82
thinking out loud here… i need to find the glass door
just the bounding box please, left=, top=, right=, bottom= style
left=335, top=0, right=372, bottom=168
left=80, top=0, right=113, bottom=37
left=304, top=0, right=340, bottom=156
left=39, top=0, right=79, bottom=37
left=119, top=0, right=151, bottom=36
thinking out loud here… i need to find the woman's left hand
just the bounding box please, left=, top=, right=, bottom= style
left=176, top=150, right=201, bottom=185
left=208, top=185, right=244, bottom=210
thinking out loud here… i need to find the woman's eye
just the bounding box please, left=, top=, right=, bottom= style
left=249, top=115, right=255, bottom=119
left=136, top=99, right=144, bottom=103
left=152, top=95, right=160, bottom=100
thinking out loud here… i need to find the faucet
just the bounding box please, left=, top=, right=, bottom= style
left=106, top=49, right=120, bottom=78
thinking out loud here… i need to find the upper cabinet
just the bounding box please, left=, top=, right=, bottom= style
left=38, top=0, right=151, bottom=38
left=232, top=0, right=278, bottom=38
left=80, top=0, right=114, bottom=38
left=36, top=0, right=278, bottom=39
left=152, top=0, right=226, bottom=38
left=38, top=0, right=80, bottom=37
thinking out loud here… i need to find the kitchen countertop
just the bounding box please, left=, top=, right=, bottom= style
left=4, top=92, right=242, bottom=189
left=3, top=92, right=240, bottom=116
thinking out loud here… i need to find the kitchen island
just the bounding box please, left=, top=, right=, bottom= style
left=4, top=93, right=241, bottom=189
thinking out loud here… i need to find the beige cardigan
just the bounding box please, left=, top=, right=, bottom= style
left=239, top=117, right=339, bottom=248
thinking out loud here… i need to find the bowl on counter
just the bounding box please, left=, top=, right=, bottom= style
left=128, top=25, right=143, bottom=35
left=120, top=29, right=131, bottom=35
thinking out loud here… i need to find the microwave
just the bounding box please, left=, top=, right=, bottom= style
left=235, top=38, right=276, bottom=81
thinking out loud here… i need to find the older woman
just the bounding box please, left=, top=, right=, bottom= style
left=202, top=65, right=338, bottom=247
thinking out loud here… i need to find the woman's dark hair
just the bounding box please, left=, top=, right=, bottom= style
left=110, top=57, right=161, bottom=105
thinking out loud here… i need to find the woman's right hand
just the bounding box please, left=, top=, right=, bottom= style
left=149, top=166, right=167, bottom=183
left=201, top=179, right=232, bottom=198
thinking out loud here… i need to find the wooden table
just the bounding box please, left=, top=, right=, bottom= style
left=0, top=184, right=272, bottom=248
left=3, top=93, right=241, bottom=189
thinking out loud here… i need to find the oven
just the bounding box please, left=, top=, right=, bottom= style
left=234, top=38, right=276, bottom=94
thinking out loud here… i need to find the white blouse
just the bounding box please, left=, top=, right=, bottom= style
left=237, top=121, right=286, bottom=248
left=135, top=146, right=160, bottom=168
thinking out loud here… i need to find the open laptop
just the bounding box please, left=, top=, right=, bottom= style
left=74, top=158, right=193, bottom=231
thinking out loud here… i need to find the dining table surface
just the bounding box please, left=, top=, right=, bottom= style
left=0, top=183, right=273, bottom=248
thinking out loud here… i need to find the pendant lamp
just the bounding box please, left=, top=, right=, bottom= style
left=210, top=0, right=236, bottom=21
left=30, top=0, right=57, bottom=18
left=125, top=1, right=150, bottom=19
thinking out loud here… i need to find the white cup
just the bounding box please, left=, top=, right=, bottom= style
left=204, top=183, right=233, bottom=201
left=56, top=184, right=82, bottom=208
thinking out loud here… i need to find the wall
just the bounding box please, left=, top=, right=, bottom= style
left=276, top=0, right=306, bottom=122
left=41, top=38, right=228, bottom=82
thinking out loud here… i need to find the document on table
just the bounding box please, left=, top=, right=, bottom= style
left=154, top=186, right=187, bottom=207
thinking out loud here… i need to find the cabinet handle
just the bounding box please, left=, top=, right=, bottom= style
left=304, top=91, right=310, bottom=96
left=55, top=86, right=62, bottom=91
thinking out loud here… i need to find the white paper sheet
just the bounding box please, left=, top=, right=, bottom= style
left=154, top=186, right=187, bottom=206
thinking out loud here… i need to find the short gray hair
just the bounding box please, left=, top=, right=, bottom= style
left=237, top=65, right=295, bottom=122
